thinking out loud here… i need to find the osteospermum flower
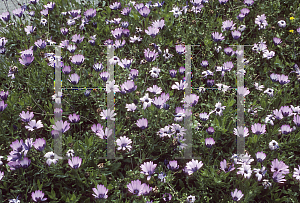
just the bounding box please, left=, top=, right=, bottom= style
left=140, top=93, right=153, bottom=110
left=251, top=123, right=266, bottom=135
left=71, top=54, right=84, bottom=65
left=169, top=6, right=182, bottom=18
left=96, top=127, right=112, bottom=139
left=100, top=109, right=116, bottom=121
left=68, top=156, right=82, bottom=169
left=68, top=113, right=80, bottom=123
left=293, top=165, right=300, bottom=182
left=19, top=111, right=34, bottom=122
left=237, top=163, right=252, bottom=179
left=25, top=120, right=43, bottom=131
left=116, top=136, right=132, bottom=151
left=278, top=20, right=286, bottom=28
left=220, top=159, right=235, bottom=173
left=92, top=184, right=108, bottom=199
left=272, top=171, right=286, bottom=183
left=184, top=159, right=203, bottom=175
left=253, top=166, right=267, bottom=181
left=211, top=32, right=225, bottom=42
left=140, top=161, right=157, bottom=180
left=44, top=151, right=59, bottom=166
left=68, top=73, right=80, bottom=85
left=52, top=120, right=70, bottom=133
left=171, top=80, right=188, bottom=90
left=127, top=179, right=145, bottom=196
left=256, top=151, right=266, bottom=163
left=136, top=118, right=148, bottom=130
left=19, top=48, right=34, bottom=66
left=269, top=140, right=279, bottom=150
left=271, top=159, right=289, bottom=175
left=66, top=149, right=74, bottom=157
left=31, top=190, right=47, bottom=202
left=167, top=160, right=179, bottom=171
left=233, top=126, right=249, bottom=137
left=33, top=138, right=46, bottom=151
left=231, top=188, right=244, bottom=202
left=205, top=137, right=215, bottom=148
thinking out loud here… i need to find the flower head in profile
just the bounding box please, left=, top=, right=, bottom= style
left=231, top=188, right=244, bottom=201
left=140, top=161, right=157, bottom=180
left=92, top=184, right=108, bottom=199
left=31, top=190, right=47, bottom=202
left=184, top=159, right=203, bottom=175
left=68, top=156, right=82, bottom=169
left=52, top=120, right=70, bottom=133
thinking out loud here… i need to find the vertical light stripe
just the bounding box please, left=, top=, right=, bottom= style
left=176, top=45, right=201, bottom=159
left=106, top=45, right=116, bottom=159
left=54, top=45, right=63, bottom=160
left=236, top=45, right=245, bottom=157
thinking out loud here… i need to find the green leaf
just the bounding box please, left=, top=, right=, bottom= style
left=37, top=179, right=42, bottom=190
left=179, top=179, right=185, bottom=188
left=101, top=174, right=107, bottom=187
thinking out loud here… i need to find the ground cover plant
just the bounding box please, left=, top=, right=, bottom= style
left=0, top=0, right=300, bottom=202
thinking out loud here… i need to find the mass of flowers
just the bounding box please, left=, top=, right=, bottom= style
left=0, top=0, right=300, bottom=202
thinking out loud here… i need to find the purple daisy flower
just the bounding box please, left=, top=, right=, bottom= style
left=231, top=30, right=241, bottom=40
left=68, top=113, right=80, bottom=123
left=19, top=49, right=34, bottom=66
left=68, top=73, right=80, bottom=84
left=52, top=120, right=70, bottom=133
left=31, top=190, right=47, bottom=202
left=222, top=20, right=236, bottom=31
left=211, top=32, right=225, bottom=42
left=167, top=160, right=179, bottom=171
left=140, top=161, right=157, bottom=180
left=175, top=45, right=186, bottom=54
left=68, top=156, right=82, bottom=169
left=120, top=80, right=137, bottom=93
left=0, top=90, right=9, bottom=100
left=220, top=159, right=235, bottom=173
left=205, top=137, right=215, bottom=148
left=0, top=11, right=10, bottom=22
left=139, top=6, right=151, bottom=17
left=71, top=34, right=84, bottom=44
left=25, top=120, right=43, bottom=131
left=231, top=189, right=244, bottom=201
left=92, top=184, right=108, bottom=199
left=127, top=179, right=145, bottom=196
left=24, top=25, right=36, bottom=35
left=13, top=8, right=24, bottom=18
left=184, top=159, right=203, bottom=175
left=84, top=8, right=96, bottom=20
left=33, top=138, right=46, bottom=151
left=136, top=118, right=148, bottom=130
left=116, top=136, right=132, bottom=151
left=71, top=54, right=84, bottom=65
left=34, top=39, right=47, bottom=49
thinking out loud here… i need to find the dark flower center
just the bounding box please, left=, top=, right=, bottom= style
left=216, top=108, right=220, bottom=112
left=133, top=189, right=139, bottom=195
left=121, top=143, right=127, bottom=147
left=99, top=194, right=104, bottom=198
left=224, top=167, right=228, bottom=172
left=145, top=99, right=149, bottom=102
left=244, top=170, right=247, bottom=174
left=50, top=155, right=54, bottom=159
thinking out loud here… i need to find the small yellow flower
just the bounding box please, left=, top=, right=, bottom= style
left=289, top=30, right=294, bottom=33
left=290, top=17, right=295, bottom=21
